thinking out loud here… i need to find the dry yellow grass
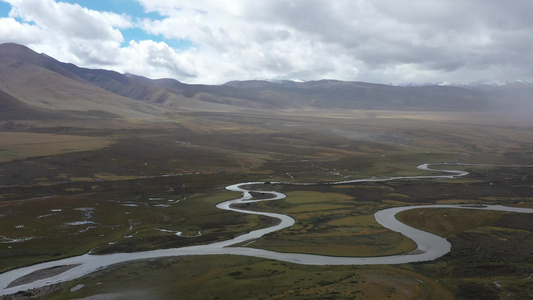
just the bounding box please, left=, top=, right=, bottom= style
left=92, top=173, right=141, bottom=181
left=284, top=191, right=354, bottom=204
left=251, top=190, right=418, bottom=256
left=0, top=132, right=114, bottom=162
left=396, top=208, right=504, bottom=237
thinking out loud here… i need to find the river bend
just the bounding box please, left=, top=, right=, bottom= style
left=1, top=163, right=533, bottom=295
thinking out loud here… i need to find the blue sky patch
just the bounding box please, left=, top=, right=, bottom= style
left=121, top=27, right=194, bottom=50
left=61, top=1, right=193, bottom=49
left=121, top=27, right=159, bottom=45
left=1, top=0, right=193, bottom=50
left=168, top=39, right=195, bottom=50
left=61, top=0, right=165, bottom=20
left=0, top=1, right=11, bottom=17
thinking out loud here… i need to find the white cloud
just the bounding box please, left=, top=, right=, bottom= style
left=118, top=40, right=197, bottom=79
left=6, top=0, right=127, bottom=41
left=0, top=17, right=44, bottom=44
left=1, top=0, right=533, bottom=84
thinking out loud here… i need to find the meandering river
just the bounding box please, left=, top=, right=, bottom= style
left=1, top=163, right=533, bottom=295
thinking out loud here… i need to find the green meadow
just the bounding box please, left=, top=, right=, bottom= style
left=1, top=109, right=533, bottom=299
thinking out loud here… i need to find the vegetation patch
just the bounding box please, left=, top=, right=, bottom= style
left=2, top=110, right=533, bottom=298
left=0, top=132, right=114, bottom=162
left=396, top=208, right=504, bottom=237
left=248, top=190, right=417, bottom=256
left=45, top=256, right=453, bottom=300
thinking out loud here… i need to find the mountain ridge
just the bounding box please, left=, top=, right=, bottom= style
left=0, top=43, right=161, bottom=119
left=0, top=42, right=531, bottom=120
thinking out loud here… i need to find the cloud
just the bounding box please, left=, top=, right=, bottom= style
left=6, top=0, right=127, bottom=41
left=0, top=0, right=132, bottom=67
left=0, top=16, right=44, bottom=44
left=134, top=0, right=364, bottom=82
left=133, top=0, right=533, bottom=83
left=1, top=0, right=533, bottom=84
left=118, top=40, right=198, bottom=79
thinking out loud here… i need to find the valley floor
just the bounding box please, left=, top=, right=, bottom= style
left=1, top=109, right=533, bottom=299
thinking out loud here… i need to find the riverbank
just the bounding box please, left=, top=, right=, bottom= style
left=2, top=163, right=533, bottom=296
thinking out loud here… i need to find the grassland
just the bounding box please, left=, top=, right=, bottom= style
left=249, top=190, right=418, bottom=256
left=46, top=256, right=454, bottom=300
left=0, top=132, right=114, bottom=163
left=1, top=109, right=533, bottom=299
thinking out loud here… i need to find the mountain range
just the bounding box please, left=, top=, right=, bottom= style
left=0, top=43, right=531, bottom=120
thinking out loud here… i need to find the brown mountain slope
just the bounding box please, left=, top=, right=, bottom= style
left=0, top=43, right=85, bottom=83
left=0, top=88, right=63, bottom=120
left=0, top=44, right=160, bottom=119
left=223, top=79, right=488, bottom=110
left=0, top=42, right=513, bottom=115
left=58, top=64, right=277, bottom=111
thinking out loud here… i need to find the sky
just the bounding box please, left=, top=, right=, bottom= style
left=1, top=0, right=533, bottom=85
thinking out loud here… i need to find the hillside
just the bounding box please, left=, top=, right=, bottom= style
left=0, top=43, right=160, bottom=119
left=223, top=79, right=487, bottom=110
left=0, top=89, right=65, bottom=120
left=2, top=42, right=531, bottom=120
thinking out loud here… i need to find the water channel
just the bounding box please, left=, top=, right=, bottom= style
left=2, top=163, right=533, bottom=295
